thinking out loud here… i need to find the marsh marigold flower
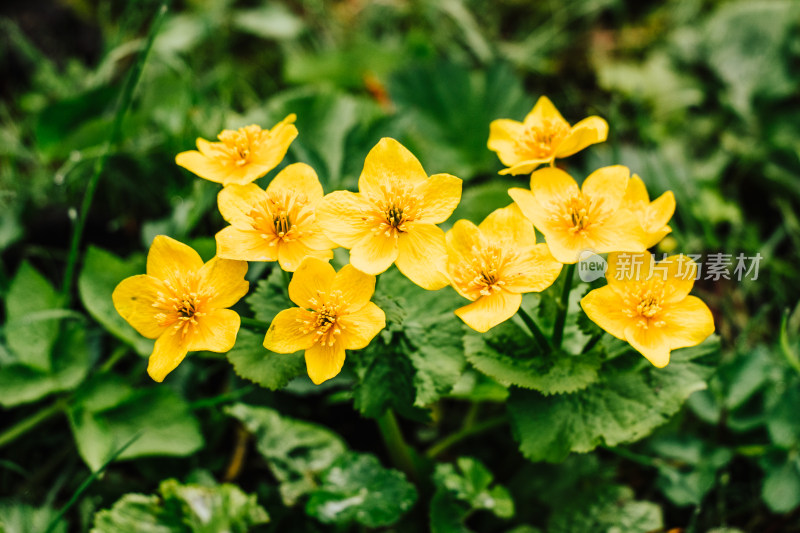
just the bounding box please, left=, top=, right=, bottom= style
left=215, top=162, right=336, bottom=272
left=580, top=251, right=714, bottom=367
left=264, top=257, right=385, bottom=385
left=621, top=174, right=676, bottom=248
left=175, top=115, right=298, bottom=186
left=316, top=138, right=462, bottom=290
left=112, top=236, right=249, bottom=382
left=509, top=166, right=646, bottom=264
left=488, top=96, right=608, bottom=175
left=446, top=204, right=562, bottom=332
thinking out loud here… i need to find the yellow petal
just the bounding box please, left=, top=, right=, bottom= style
left=349, top=233, right=399, bottom=275
left=189, top=308, right=240, bottom=352
left=499, top=159, right=551, bottom=176
left=217, top=184, right=265, bottom=228
left=197, top=257, right=249, bottom=308
left=359, top=138, right=428, bottom=197
left=339, top=301, right=386, bottom=349
left=251, top=114, right=298, bottom=172
left=316, top=191, right=373, bottom=248
left=622, top=174, right=650, bottom=209
left=331, top=264, right=377, bottom=312
left=647, top=191, right=676, bottom=231
left=175, top=150, right=233, bottom=185
left=581, top=165, right=630, bottom=219
left=215, top=226, right=278, bottom=262
left=147, top=324, right=190, bottom=382
left=661, top=254, right=698, bottom=304
left=504, top=243, right=563, bottom=293
left=266, top=162, right=324, bottom=202
left=524, top=96, right=569, bottom=129
left=395, top=223, right=448, bottom=290
left=531, top=167, right=581, bottom=215
left=415, top=173, right=462, bottom=224
left=278, top=240, right=334, bottom=272
left=304, top=340, right=347, bottom=384
left=446, top=219, right=482, bottom=263
left=479, top=203, right=536, bottom=247
left=112, top=274, right=169, bottom=339
left=289, top=257, right=336, bottom=308
left=540, top=231, right=590, bottom=264
left=644, top=226, right=672, bottom=249
left=147, top=235, right=203, bottom=286
left=624, top=321, right=672, bottom=368
left=508, top=187, right=546, bottom=231
left=658, top=296, right=715, bottom=350
left=606, top=251, right=654, bottom=293
left=487, top=119, right=526, bottom=167
left=264, top=307, right=317, bottom=353
left=580, top=285, right=630, bottom=340
left=586, top=208, right=647, bottom=255
left=554, top=115, right=609, bottom=158
left=455, top=290, right=522, bottom=333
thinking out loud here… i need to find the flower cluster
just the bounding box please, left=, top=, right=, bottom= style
left=115, top=97, right=714, bottom=384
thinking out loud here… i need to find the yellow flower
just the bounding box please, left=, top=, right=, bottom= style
left=315, top=138, right=462, bottom=290
left=620, top=174, right=676, bottom=248
left=175, top=115, right=298, bottom=186
left=488, top=96, right=608, bottom=175
left=446, top=204, right=562, bottom=332
left=215, top=162, right=337, bottom=272
left=264, top=257, right=386, bottom=385
left=509, top=166, right=646, bottom=264
left=112, top=236, right=249, bottom=382
left=580, top=251, right=714, bottom=367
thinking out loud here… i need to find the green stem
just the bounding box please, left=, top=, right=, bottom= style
left=240, top=316, right=268, bottom=330
left=517, top=307, right=551, bottom=353
left=99, top=345, right=129, bottom=373
left=426, top=416, right=508, bottom=459
left=780, top=309, right=800, bottom=374
left=59, top=3, right=168, bottom=304
left=0, top=400, right=66, bottom=450
left=376, top=409, right=419, bottom=482
left=581, top=331, right=603, bottom=354
left=282, top=269, right=292, bottom=290
left=552, top=263, right=575, bottom=349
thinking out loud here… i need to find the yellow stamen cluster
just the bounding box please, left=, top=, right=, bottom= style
left=620, top=283, right=667, bottom=329
left=218, top=125, right=262, bottom=167
left=522, top=119, right=570, bottom=159
left=248, top=191, right=311, bottom=245
left=298, top=289, right=347, bottom=347
left=565, top=196, right=591, bottom=233
left=368, top=181, right=424, bottom=238
left=455, top=244, right=518, bottom=300
left=152, top=275, right=210, bottom=337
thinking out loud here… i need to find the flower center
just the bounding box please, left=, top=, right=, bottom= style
left=369, top=181, right=424, bottom=238
left=565, top=196, right=590, bottom=233
left=456, top=244, right=516, bottom=299
left=153, top=276, right=209, bottom=335
left=218, top=125, right=261, bottom=166
left=299, top=290, right=347, bottom=346
left=521, top=120, right=570, bottom=159
left=637, top=295, right=661, bottom=318
left=249, top=191, right=309, bottom=244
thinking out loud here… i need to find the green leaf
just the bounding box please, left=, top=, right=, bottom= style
left=450, top=179, right=520, bottom=224
left=389, top=62, right=531, bottom=180
left=464, top=319, right=602, bottom=395
left=68, top=376, right=204, bottom=471
left=0, top=501, right=67, bottom=533
left=246, top=267, right=291, bottom=325
left=233, top=4, right=304, bottom=40
left=547, top=485, right=663, bottom=533
left=91, top=479, right=268, bottom=533
left=306, top=451, right=417, bottom=527
left=227, top=329, right=305, bottom=390
left=0, top=321, right=90, bottom=407
left=5, top=262, right=60, bottom=371
left=508, top=338, right=716, bottom=462
left=760, top=451, right=800, bottom=513
left=430, top=457, right=514, bottom=533
left=225, top=403, right=346, bottom=505
left=78, top=246, right=153, bottom=356
left=767, top=384, right=800, bottom=449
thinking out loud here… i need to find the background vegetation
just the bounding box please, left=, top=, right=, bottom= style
left=1, top=0, right=800, bottom=531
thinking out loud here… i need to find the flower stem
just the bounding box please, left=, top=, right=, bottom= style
left=517, top=307, right=551, bottom=353
left=376, top=409, right=420, bottom=483
left=59, top=3, right=168, bottom=304
left=240, top=316, right=268, bottom=330
left=426, top=415, right=508, bottom=459
left=0, top=399, right=66, bottom=450
left=581, top=331, right=603, bottom=354
left=552, top=263, right=575, bottom=349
